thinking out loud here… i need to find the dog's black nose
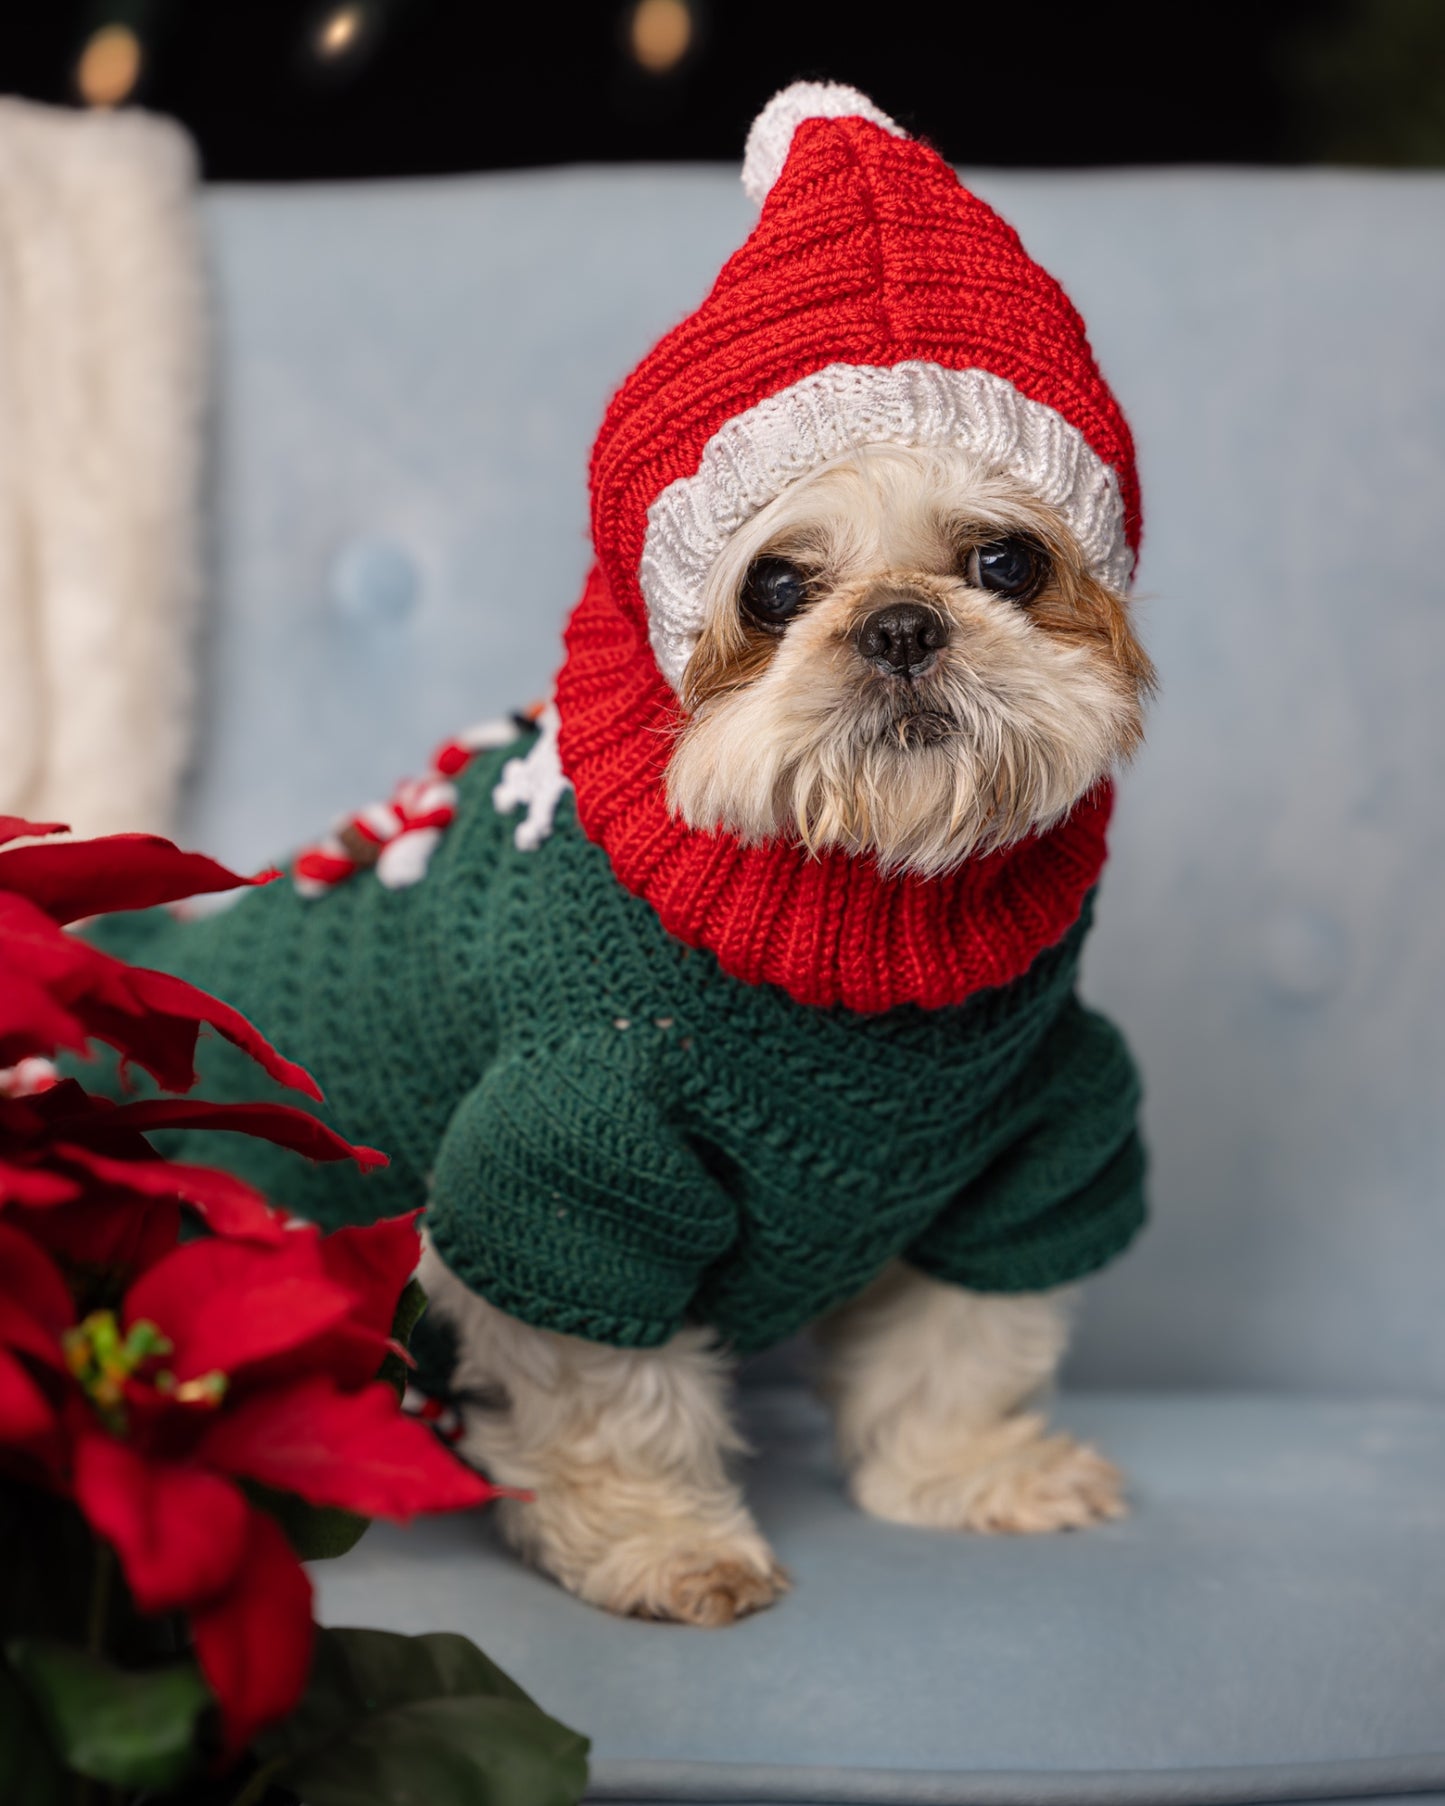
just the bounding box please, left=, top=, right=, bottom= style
left=856, top=602, right=948, bottom=676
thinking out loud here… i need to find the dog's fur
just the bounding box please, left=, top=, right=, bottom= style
left=422, top=444, right=1151, bottom=1624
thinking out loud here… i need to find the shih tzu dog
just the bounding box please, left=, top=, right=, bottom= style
left=417, top=438, right=1152, bottom=1625
left=92, top=85, right=1155, bottom=1627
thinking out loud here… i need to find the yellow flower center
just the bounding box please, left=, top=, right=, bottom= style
left=63, top=1311, right=227, bottom=1432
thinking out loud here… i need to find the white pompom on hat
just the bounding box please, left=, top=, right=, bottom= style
left=741, top=81, right=906, bottom=205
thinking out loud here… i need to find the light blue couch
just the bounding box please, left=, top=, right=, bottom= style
left=186, top=167, right=1445, bottom=1805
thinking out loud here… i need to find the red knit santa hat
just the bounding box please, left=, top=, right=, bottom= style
left=589, top=80, right=1139, bottom=693
left=555, top=82, right=1140, bottom=1013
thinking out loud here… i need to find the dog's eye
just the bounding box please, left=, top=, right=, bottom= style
left=741, top=557, right=811, bottom=628
left=966, top=538, right=1044, bottom=603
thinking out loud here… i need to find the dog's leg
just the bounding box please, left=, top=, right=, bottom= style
left=814, top=1262, right=1126, bottom=1532
left=417, top=1239, right=788, bottom=1625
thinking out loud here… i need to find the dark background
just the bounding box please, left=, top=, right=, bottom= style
left=2, top=0, right=1443, bottom=178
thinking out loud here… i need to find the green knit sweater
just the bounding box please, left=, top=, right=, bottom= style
left=90, top=729, right=1145, bottom=1354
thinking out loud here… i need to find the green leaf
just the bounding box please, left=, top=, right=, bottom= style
left=377, top=1277, right=430, bottom=1399
left=0, top=1659, right=68, bottom=1806
left=258, top=1627, right=589, bottom=1806
left=5, top=1637, right=212, bottom=1790
left=248, top=1481, right=371, bottom=1563
left=0, top=1486, right=95, bottom=1644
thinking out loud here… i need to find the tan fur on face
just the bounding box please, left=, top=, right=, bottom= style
left=668, top=445, right=1154, bottom=877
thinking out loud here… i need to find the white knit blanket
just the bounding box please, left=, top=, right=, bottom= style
left=0, top=98, right=204, bottom=838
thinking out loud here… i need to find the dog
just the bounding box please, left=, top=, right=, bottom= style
left=415, top=438, right=1151, bottom=1625
left=90, top=85, right=1155, bottom=1627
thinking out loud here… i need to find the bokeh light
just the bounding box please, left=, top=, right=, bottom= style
left=75, top=22, right=143, bottom=107
left=315, top=2, right=367, bottom=61
left=630, top=0, right=691, bottom=75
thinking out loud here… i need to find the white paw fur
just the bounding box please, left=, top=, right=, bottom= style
left=815, top=1262, right=1125, bottom=1534
left=417, top=1233, right=787, bottom=1624
left=850, top=1413, right=1127, bottom=1533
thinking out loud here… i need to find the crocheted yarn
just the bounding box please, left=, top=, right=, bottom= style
left=87, top=731, right=1145, bottom=1356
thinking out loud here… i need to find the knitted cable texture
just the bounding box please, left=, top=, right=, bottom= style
left=86, top=730, right=1144, bottom=1357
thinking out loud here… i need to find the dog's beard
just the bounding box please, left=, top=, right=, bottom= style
left=663, top=447, right=1151, bottom=879
left=668, top=597, right=1139, bottom=876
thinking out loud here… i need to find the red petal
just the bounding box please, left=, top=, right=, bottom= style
left=20, top=1193, right=182, bottom=1288
left=317, top=1211, right=423, bottom=1338
left=2, top=1079, right=128, bottom=1139
left=0, top=891, right=321, bottom=1098
left=191, top=1507, right=314, bottom=1758
left=200, top=1376, right=496, bottom=1518
left=33, top=1088, right=384, bottom=1174
left=54, top=1144, right=292, bottom=1244
left=0, top=895, right=245, bottom=1093
left=65, top=999, right=203, bottom=1094
left=0, top=1158, right=81, bottom=1205
left=123, top=1240, right=356, bottom=1382
left=0, top=967, right=90, bottom=1067
left=0, top=834, right=269, bottom=925
left=73, top=1435, right=250, bottom=1613
left=95, top=1098, right=384, bottom=1169
left=306, top=1213, right=423, bottom=1386
left=0, top=1347, right=58, bottom=1445
left=0, top=1222, right=77, bottom=1339
left=121, top=966, right=323, bottom=1099
left=0, top=816, right=67, bottom=847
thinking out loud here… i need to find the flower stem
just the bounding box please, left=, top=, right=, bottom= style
left=86, top=1543, right=114, bottom=1655
left=230, top=1756, right=288, bottom=1806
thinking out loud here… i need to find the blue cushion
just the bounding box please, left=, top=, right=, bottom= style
left=192, top=169, right=1445, bottom=1397
left=195, top=168, right=1445, bottom=1800
left=314, top=1388, right=1445, bottom=1803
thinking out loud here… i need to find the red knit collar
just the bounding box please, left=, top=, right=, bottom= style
left=554, top=566, right=1112, bottom=1015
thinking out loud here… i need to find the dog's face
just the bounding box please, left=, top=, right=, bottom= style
left=665, top=445, right=1154, bottom=877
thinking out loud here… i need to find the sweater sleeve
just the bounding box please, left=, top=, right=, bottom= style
left=908, top=995, right=1147, bottom=1295
left=424, top=1032, right=739, bottom=1348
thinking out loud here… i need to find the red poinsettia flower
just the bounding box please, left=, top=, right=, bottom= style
left=0, top=814, right=501, bottom=1757
left=1, top=1077, right=388, bottom=1300
left=0, top=814, right=387, bottom=1290
left=0, top=817, right=313, bottom=1093
left=2, top=1213, right=499, bottom=1755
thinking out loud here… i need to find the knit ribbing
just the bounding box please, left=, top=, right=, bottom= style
left=588, top=111, right=1141, bottom=688
left=554, top=564, right=1114, bottom=1015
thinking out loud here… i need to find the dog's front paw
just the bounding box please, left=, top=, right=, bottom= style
left=852, top=1413, right=1127, bottom=1534
left=632, top=1543, right=793, bottom=1627
left=541, top=1519, right=790, bottom=1626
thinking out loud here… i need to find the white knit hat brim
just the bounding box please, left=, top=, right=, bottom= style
left=639, top=361, right=1132, bottom=694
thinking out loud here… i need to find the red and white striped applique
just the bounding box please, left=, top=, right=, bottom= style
left=293, top=707, right=544, bottom=899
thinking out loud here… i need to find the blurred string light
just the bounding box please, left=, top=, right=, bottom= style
left=630, top=0, right=693, bottom=75
left=315, top=3, right=369, bottom=61
left=75, top=10, right=148, bottom=108
left=299, top=0, right=397, bottom=85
